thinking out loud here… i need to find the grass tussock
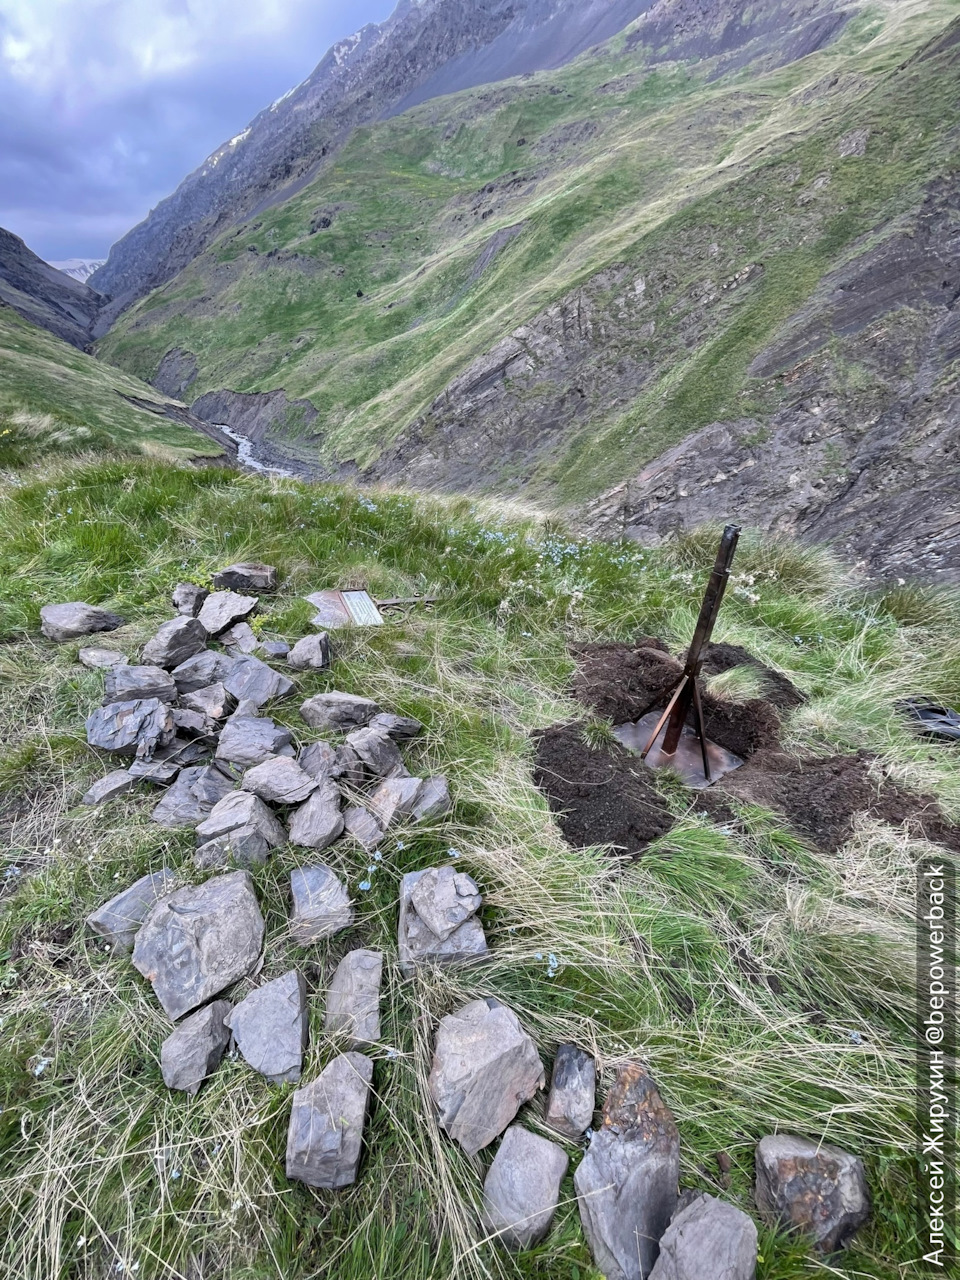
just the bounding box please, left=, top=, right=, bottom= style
left=0, top=457, right=957, bottom=1279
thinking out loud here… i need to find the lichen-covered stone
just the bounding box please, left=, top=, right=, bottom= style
left=86, top=869, right=176, bottom=953
left=754, top=1135, right=869, bottom=1254
left=289, top=864, right=354, bottom=942
left=286, top=1052, right=373, bottom=1189
left=41, top=602, right=125, bottom=643
left=160, top=1000, right=231, bottom=1096
left=482, top=1125, right=569, bottom=1249
left=300, top=691, right=381, bottom=731
left=132, top=870, right=264, bottom=1019
left=226, top=970, right=308, bottom=1084
left=325, top=949, right=382, bottom=1048
left=429, top=998, right=544, bottom=1156
left=546, top=1044, right=596, bottom=1139
left=141, top=617, right=207, bottom=669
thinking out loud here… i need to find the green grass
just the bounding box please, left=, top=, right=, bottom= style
left=0, top=455, right=958, bottom=1278
left=95, top=0, right=960, bottom=503
left=0, top=309, right=223, bottom=468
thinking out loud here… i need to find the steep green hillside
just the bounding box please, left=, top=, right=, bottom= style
left=0, top=308, right=224, bottom=467
left=0, top=454, right=958, bottom=1278
left=97, top=1, right=960, bottom=514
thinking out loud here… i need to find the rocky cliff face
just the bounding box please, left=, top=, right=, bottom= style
left=0, top=228, right=102, bottom=349
left=90, top=0, right=659, bottom=315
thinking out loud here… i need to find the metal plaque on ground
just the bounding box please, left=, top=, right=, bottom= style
left=304, top=590, right=385, bottom=629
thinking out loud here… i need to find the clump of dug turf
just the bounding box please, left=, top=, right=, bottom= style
left=700, top=642, right=807, bottom=711
left=708, top=749, right=960, bottom=854
left=532, top=724, right=675, bottom=857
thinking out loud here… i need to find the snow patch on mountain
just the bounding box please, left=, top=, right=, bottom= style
left=51, top=258, right=106, bottom=284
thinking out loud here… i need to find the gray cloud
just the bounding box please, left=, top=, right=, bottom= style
left=0, top=0, right=396, bottom=261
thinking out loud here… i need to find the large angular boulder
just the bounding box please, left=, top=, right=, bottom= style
left=196, top=789, right=287, bottom=848
left=344, top=726, right=404, bottom=778
left=325, top=949, right=382, bottom=1048
left=198, top=590, right=258, bottom=636
left=428, top=998, right=545, bottom=1156
left=103, top=665, right=177, bottom=705
left=150, top=765, right=234, bottom=829
left=574, top=1065, right=680, bottom=1280
left=141, top=617, right=207, bottom=669
left=288, top=781, right=344, bottom=849
left=78, top=646, right=128, bottom=669
left=132, top=870, right=264, bottom=1019
left=215, top=714, right=291, bottom=767
left=213, top=562, right=277, bottom=593
left=286, top=1052, right=373, bottom=1189
left=368, top=776, right=424, bottom=828
left=172, top=650, right=237, bottom=695
left=287, top=633, right=331, bottom=671
left=289, top=865, right=354, bottom=942
left=223, top=654, right=294, bottom=708
left=81, top=769, right=135, bottom=806
left=546, top=1044, right=596, bottom=1139
left=754, top=1135, right=869, bottom=1254
left=399, top=868, right=487, bottom=976
left=482, top=1125, right=569, bottom=1249
left=172, top=583, right=208, bottom=617
left=41, top=602, right=125, bottom=643
left=241, top=755, right=317, bottom=805
left=225, top=970, right=308, bottom=1084
left=300, top=691, right=381, bottom=731
left=649, top=1192, right=758, bottom=1280
left=160, top=1000, right=231, bottom=1096
left=86, top=869, right=176, bottom=953
left=86, top=698, right=175, bottom=758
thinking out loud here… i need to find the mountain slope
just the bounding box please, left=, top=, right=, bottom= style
left=0, top=228, right=102, bottom=349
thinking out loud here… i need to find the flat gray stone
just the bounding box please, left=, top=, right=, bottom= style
left=368, top=776, right=424, bottom=828
left=128, top=754, right=182, bottom=785
left=81, top=769, right=135, bottom=806
left=151, top=765, right=234, bottom=829
left=226, top=970, right=308, bottom=1084
left=325, top=949, right=382, bottom=1048
left=755, top=1135, right=869, bottom=1254
left=288, top=781, right=344, bottom=849
left=213, top=562, right=277, bottom=593
left=410, top=867, right=482, bottom=941
left=287, top=633, right=331, bottom=671
left=299, top=740, right=338, bottom=780
left=219, top=621, right=261, bottom=653
left=86, top=869, right=177, bottom=953
left=172, top=583, right=208, bottom=617
left=482, top=1125, right=569, bottom=1249
left=86, top=698, right=175, bottom=758
left=574, top=1065, right=680, bottom=1280
left=215, top=714, right=292, bottom=768
left=132, top=870, right=264, bottom=1019
left=261, top=639, right=289, bottom=658
left=399, top=869, right=487, bottom=975
left=290, top=864, right=354, bottom=942
left=343, top=805, right=384, bottom=852
left=172, top=651, right=237, bottom=695
left=242, top=755, right=317, bottom=805
left=161, top=1000, right=231, bottom=1095
left=41, top=602, right=125, bottom=643
left=141, top=617, right=207, bottom=669
left=369, top=712, right=423, bottom=741
left=286, top=1051, right=373, bottom=1189
left=196, top=789, right=287, bottom=848
left=345, top=726, right=404, bottom=778
left=229, top=698, right=262, bottom=719
left=429, top=999, right=545, bottom=1156
left=198, top=590, right=258, bottom=636
left=411, top=776, right=452, bottom=822
left=300, top=691, right=381, bottom=731
left=195, top=826, right=271, bottom=869
left=546, top=1044, right=596, bottom=1139
left=104, top=664, right=177, bottom=705
left=223, top=654, right=294, bottom=708
left=649, top=1192, right=758, bottom=1280
left=78, top=647, right=128, bottom=669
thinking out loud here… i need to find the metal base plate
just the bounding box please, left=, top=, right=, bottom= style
left=613, top=712, right=745, bottom=790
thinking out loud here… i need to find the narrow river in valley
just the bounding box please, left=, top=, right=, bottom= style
left=214, top=422, right=298, bottom=479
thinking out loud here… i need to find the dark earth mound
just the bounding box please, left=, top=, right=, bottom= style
left=532, top=723, right=674, bottom=857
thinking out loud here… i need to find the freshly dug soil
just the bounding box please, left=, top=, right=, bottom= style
left=572, top=639, right=783, bottom=759
left=532, top=723, right=675, bottom=857
left=703, top=749, right=960, bottom=854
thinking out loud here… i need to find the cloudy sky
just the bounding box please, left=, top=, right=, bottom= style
left=0, top=0, right=395, bottom=264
